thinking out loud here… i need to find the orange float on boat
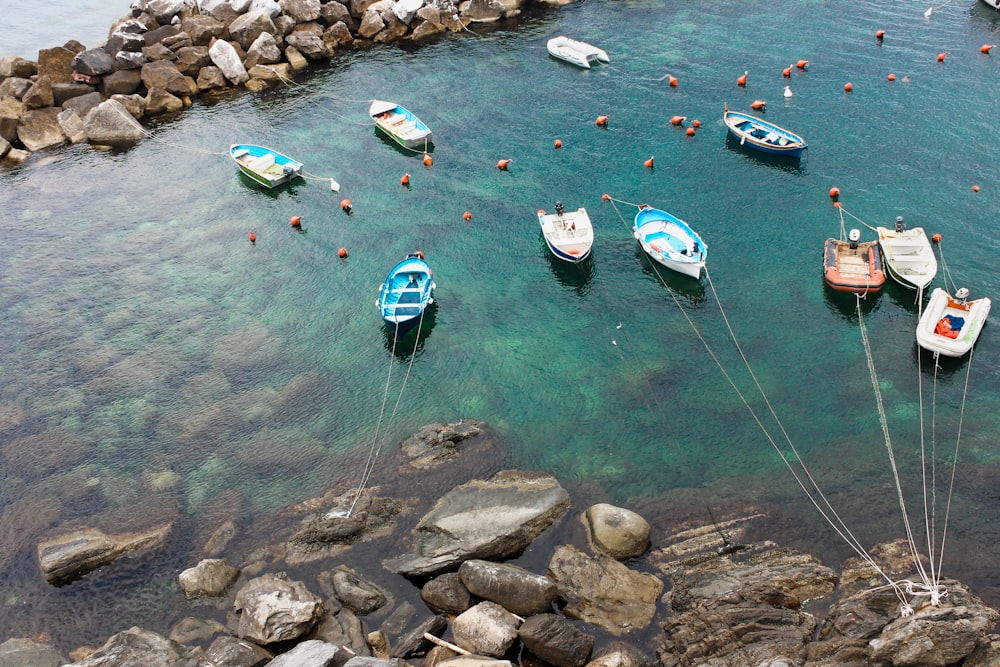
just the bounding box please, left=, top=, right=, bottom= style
left=823, top=231, right=886, bottom=295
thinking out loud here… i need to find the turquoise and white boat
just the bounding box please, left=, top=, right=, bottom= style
left=377, top=252, right=436, bottom=327
left=230, top=144, right=303, bottom=189
left=633, top=205, right=707, bottom=279
left=370, top=100, right=433, bottom=150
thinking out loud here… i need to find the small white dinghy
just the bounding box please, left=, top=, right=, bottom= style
left=538, top=202, right=594, bottom=263
left=876, top=217, right=938, bottom=291
left=546, top=36, right=609, bottom=69
left=916, top=287, right=991, bottom=357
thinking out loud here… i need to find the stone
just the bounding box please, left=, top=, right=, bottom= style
left=323, top=22, right=354, bottom=49
left=411, top=18, right=445, bottom=41
left=280, top=0, right=322, bottom=22
left=180, top=15, right=227, bottom=45
left=4, top=147, right=29, bottom=163
left=140, top=0, right=190, bottom=24
left=463, top=0, right=505, bottom=22
left=285, top=31, right=331, bottom=59
left=203, top=634, right=273, bottom=667
left=208, top=39, right=250, bottom=85
left=141, top=60, right=199, bottom=96
left=378, top=601, right=447, bottom=658
left=37, top=523, right=171, bottom=585
left=320, top=2, right=354, bottom=28
left=56, top=109, right=87, bottom=144
left=144, top=24, right=181, bottom=46
left=82, top=98, right=148, bottom=147
left=421, top=572, right=475, bottom=615
left=326, top=565, right=389, bottom=615
left=0, top=56, right=37, bottom=79
left=285, top=45, right=309, bottom=71
left=0, top=77, right=32, bottom=101
left=52, top=82, right=96, bottom=106
left=0, top=98, right=24, bottom=143
left=174, top=45, right=212, bottom=76
left=229, top=9, right=279, bottom=50
left=62, top=91, right=104, bottom=119
left=22, top=76, right=55, bottom=109
left=196, top=65, right=229, bottom=91
left=0, top=637, right=66, bottom=667
left=583, top=503, right=650, bottom=560
left=37, top=46, right=77, bottom=83
left=459, top=560, right=557, bottom=617
left=247, top=63, right=291, bottom=83
left=142, top=42, right=178, bottom=62
left=71, top=48, right=118, bottom=76
left=358, top=9, right=386, bottom=39
left=452, top=601, right=521, bottom=657
left=518, top=614, right=594, bottom=667
left=244, top=32, right=283, bottom=68
left=584, top=642, right=653, bottom=667
left=60, top=628, right=200, bottom=667
left=178, top=558, right=241, bottom=599
left=393, top=0, right=424, bottom=24
left=0, top=137, right=10, bottom=159
left=233, top=573, right=324, bottom=644
left=161, top=32, right=195, bottom=51
left=267, top=639, right=342, bottom=667
left=101, top=69, right=143, bottom=96
left=16, top=107, right=65, bottom=151
left=145, top=88, right=185, bottom=115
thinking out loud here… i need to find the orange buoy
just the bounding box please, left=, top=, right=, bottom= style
left=415, top=250, right=425, bottom=259
left=554, top=139, right=563, bottom=148
left=666, top=75, right=678, bottom=87
left=981, top=44, right=995, bottom=54
left=400, top=172, right=410, bottom=186
left=602, top=193, right=611, bottom=201
left=669, top=115, right=686, bottom=126
left=972, top=184, right=980, bottom=192
left=249, top=230, right=256, bottom=244
left=876, top=30, right=885, bottom=40
left=643, top=156, right=654, bottom=168
left=932, top=234, right=943, bottom=243
left=337, top=247, right=348, bottom=258
left=290, top=215, right=302, bottom=227
left=496, top=159, right=510, bottom=170
left=782, top=64, right=793, bottom=77
left=887, top=73, right=896, bottom=81
left=844, top=82, right=853, bottom=92
left=829, top=187, right=840, bottom=200
left=340, top=199, right=351, bottom=212
left=796, top=60, right=808, bottom=70
left=685, top=127, right=695, bottom=136
left=423, top=152, right=433, bottom=166
left=463, top=211, right=472, bottom=221
left=750, top=100, right=766, bottom=110
left=833, top=201, right=842, bottom=208
left=692, top=119, right=701, bottom=128
left=737, top=70, right=748, bottom=86
left=937, top=52, right=948, bottom=62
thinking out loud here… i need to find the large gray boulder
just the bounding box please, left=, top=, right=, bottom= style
left=518, top=614, right=594, bottom=667
left=36, top=522, right=171, bottom=585
left=385, top=470, right=571, bottom=578
left=280, top=0, right=322, bottom=22
left=208, top=39, right=250, bottom=84
left=0, top=637, right=66, bottom=667
left=229, top=9, right=279, bottom=50
left=459, top=559, right=557, bottom=616
left=451, top=601, right=521, bottom=657
left=233, top=572, right=324, bottom=644
left=178, top=558, right=241, bottom=599
left=267, top=639, right=342, bottom=667
left=582, top=503, right=650, bottom=560
left=140, top=59, right=198, bottom=96
left=71, top=48, right=118, bottom=76
left=82, top=98, right=148, bottom=147
left=56, top=108, right=87, bottom=144
left=16, top=108, right=65, bottom=151
left=67, top=627, right=202, bottom=666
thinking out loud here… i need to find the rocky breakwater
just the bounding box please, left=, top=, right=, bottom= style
left=5, top=418, right=1000, bottom=666
left=0, top=0, right=564, bottom=163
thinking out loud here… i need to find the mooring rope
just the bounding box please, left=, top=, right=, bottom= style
left=110, top=102, right=228, bottom=156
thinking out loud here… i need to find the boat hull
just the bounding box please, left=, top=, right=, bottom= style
left=981, top=0, right=1000, bottom=9
left=916, top=288, right=991, bottom=356
left=546, top=36, right=609, bottom=69
left=876, top=226, right=937, bottom=291
left=377, top=254, right=435, bottom=326
left=230, top=144, right=303, bottom=189
left=823, top=238, right=885, bottom=294
left=723, top=107, right=807, bottom=158
left=633, top=206, right=706, bottom=279
left=370, top=100, right=433, bottom=150
left=538, top=207, right=594, bottom=263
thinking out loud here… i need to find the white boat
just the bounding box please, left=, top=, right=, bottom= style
left=369, top=100, right=433, bottom=150
left=537, top=203, right=594, bottom=263
left=230, top=144, right=303, bottom=189
left=981, top=0, right=999, bottom=9
left=546, top=36, right=609, bottom=69
left=876, top=219, right=937, bottom=291
left=916, top=288, right=991, bottom=357
left=633, top=205, right=707, bottom=279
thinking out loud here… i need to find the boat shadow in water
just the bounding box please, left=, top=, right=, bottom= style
left=883, top=280, right=925, bottom=314
left=372, top=129, right=435, bottom=157
left=823, top=286, right=883, bottom=320
left=381, top=303, right=437, bottom=359
left=725, top=134, right=806, bottom=174
left=544, top=247, right=595, bottom=294
left=634, top=247, right=707, bottom=306
left=235, top=171, right=303, bottom=196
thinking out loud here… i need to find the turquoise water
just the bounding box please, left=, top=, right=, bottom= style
left=3, top=0, right=1000, bottom=649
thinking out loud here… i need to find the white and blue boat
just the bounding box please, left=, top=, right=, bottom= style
left=633, top=205, right=707, bottom=279
left=230, top=144, right=303, bottom=189
left=377, top=252, right=436, bottom=327
left=370, top=100, right=433, bottom=150
left=537, top=204, right=594, bottom=263
left=723, top=103, right=807, bottom=158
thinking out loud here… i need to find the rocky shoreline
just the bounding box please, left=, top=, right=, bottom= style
left=0, top=0, right=564, bottom=161
left=2, top=419, right=1000, bottom=666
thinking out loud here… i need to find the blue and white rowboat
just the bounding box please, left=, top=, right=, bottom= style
left=723, top=103, right=807, bottom=158
left=633, top=205, right=707, bottom=279
left=370, top=100, right=433, bottom=150
left=230, top=144, right=303, bottom=188
left=377, top=252, right=436, bottom=327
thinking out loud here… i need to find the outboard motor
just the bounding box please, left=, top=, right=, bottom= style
left=282, top=164, right=296, bottom=176
left=849, top=228, right=860, bottom=250
left=555, top=201, right=564, bottom=216
left=956, top=287, right=970, bottom=303
left=894, top=215, right=906, bottom=232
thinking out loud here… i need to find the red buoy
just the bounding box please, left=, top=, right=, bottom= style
left=981, top=44, right=995, bottom=54
left=932, top=234, right=943, bottom=243
left=972, top=184, right=981, bottom=192
left=829, top=187, right=840, bottom=200
left=796, top=60, right=809, bottom=70
left=496, top=159, right=510, bottom=170
left=423, top=152, right=433, bottom=166
left=669, top=115, right=686, bottom=126
left=685, top=127, right=695, bottom=136
left=844, top=82, right=853, bottom=92
left=249, top=230, right=256, bottom=244
left=463, top=211, right=472, bottom=221
left=876, top=30, right=885, bottom=41
left=691, top=119, right=701, bottom=128
left=887, top=73, right=896, bottom=81
left=554, top=139, right=563, bottom=148
left=833, top=201, right=842, bottom=208
left=337, top=247, right=348, bottom=258
left=644, top=156, right=654, bottom=168
left=596, top=115, right=609, bottom=126
left=782, top=65, right=793, bottom=77
left=290, top=215, right=302, bottom=228
left=937, top=52, right=948, bottom=62
left=340, top=199, right=352, bottom=213
left=737, top=70, right=748, bottom=86
left=601, top=194, right=611, bottom=201
left=667, top=75, right=678, bottom=87
left=400, top=172, right=410, bottom=186
left=750, top=100, right=766, bottom=110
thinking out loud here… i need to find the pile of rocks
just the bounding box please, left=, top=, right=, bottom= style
left=0, top=0, right=563, bottom=162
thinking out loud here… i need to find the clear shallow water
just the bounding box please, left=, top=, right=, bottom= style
left=3, top=0, right=1000, bottom=650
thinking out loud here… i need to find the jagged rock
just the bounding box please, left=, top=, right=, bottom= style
left=411, top=17, right=445, bottom=40
left=62, top=91, right=104, bottom=119
left=375, top=8, right=408, bottom=43
left=0, top=56, right=37, bottom=78
left=324, top=565, right=389, bottom=615
left=358, top=9, right=386, bottom=39
left=0, top=637, right=66, bottom=667
left=379, top=601, right=447, bottom=658
left=16, top=107, right=65, bottom=151
left=203, top=634, right=274, bottom=667
left=400, top=420, right=485, bottom=469
left=548, top=544, right=663, bottom=635
left=320, top=2, right=354, bottom=29
left=230, top=9, right=279, bottom=50
left=178, top=558, right=241, bottom=599
left=52, top=82, right=96, bottom=106
left=452, top=601, right=521, bottom=657
left=101, top=69, right=143, bottom=96
left=115, top=50, right=148, bottom=70
left=0, top=77, right=31, bottom=101
left=180, top=15, right=227, bottom=45
left=233, top=572, right=324, bottom=644
left=281, top=0, right=322, bottom=22
left=107, top=31, right=148, bottom=54
left=518, top=614, right=594, bottom=667
left=309, top=607, right=373, bottom=657
left=583, top=503, right=650, bottom=560
left=287, top=492, right=402, bottom=564
left=459, top=560, right=557, bottom=617
left=343, top=658, right=411, bottom=667
left=209, top=39, right=250, bottom=85
left=56, top=108, right=87, bottom=143
left=140, top=59, right=198, bottom=96
left=393, top=0, right=424, bottom=24
left=136, top=0, right=190, bottom=24
left=72, top=48, right=118, bottom=76
left=173, top=45, right=211, bottom=76
left=82, top=98, right=148, bottom=147
left=462, top=0, right=505, bottom=22
left=421, top=572, right=475, bottom=615
left=143, top=41, right=178, bottom=62
left=37, top=522, right=171, bottom=585
left=247, top=62, right=292, bottom=82
left=145, top=87, right=185, bottom=114
left=267, top=639, right=343, bottom=667
left=22, top=76, right=54, bottom=109
left=4, top=147, right=29, bottom=162
left=285, top=45, right=309, bottom=70
left=439, top=658, right=513, bottom=667
left=144, top=24, right=182, bottom=46
left=323, top=22, right=354, bottom=49
left=37, top=46, right=77, bottom=83
left=584, top=642, right=653, bottom=667
left=245, top=32, right=283, bottom=68
left=386, top=470, right=570, bottom=578
left=869, top=601, right=999, bottom=666
left=0, top=137, right=10, bottom=159
left=196, top=65, right=229, bottom=90
left=169, top=616, right=229, bottom=646
left=0, top=98, right=24, bottom=144
left=285, top=31, right=331, bottom=59
left=65, top=627, right=201, bottom=667
left=162, top=32, right=195, bottom=51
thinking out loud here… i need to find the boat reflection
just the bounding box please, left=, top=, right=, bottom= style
left=634, top=247, right=706, bottom=306
left=725, top=134, right=806, bottom=174
left=372, top=128, right=435, bottom=157
left=823, top=284, right=882, bottom=320
left=235, top=170, right=303, bottom=196
left=544, top=245, right=595, bottom=294
left=381, top=303, right=437, bottom=359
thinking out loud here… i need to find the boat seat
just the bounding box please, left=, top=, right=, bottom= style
left=247, top=153, right=275, bottom=172
left=764, top=132, right=780, bottom=143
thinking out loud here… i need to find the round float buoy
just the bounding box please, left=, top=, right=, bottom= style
left=463, top=211, right=472, bottom=221
left=737, top=70, right=748, bottom=86
left=340, top=199, right=352, bottom=213
left=692, top=119, right=702, bottom=128
left=876, top=30, right=885, bottom=41
left=685, top=127, right=696, bottom=136
left=669, top=115, right=686, bottom=126
left=888, top=73, right=896, bottom=81
left=796, top=60, right=809, bottom=69
left=644, top=156, right=654, bottom=168
left=829, top=187, right=840, bottom=200
left=937, top=52, right=948, bottom=62
left=833, top=201, right=842, bottom=208
left=932, top=234, right=943, bottom=243
left=596, top=115, right=609, bottom=126
left=981, top=44, right=996, bottom=54
left=972, top=184, right=980, bottom=192
left=415, top=250, right=425, bottom=259
left=602, top=194, right=611, bottom=201
left=750, top=100, right=766, bottom=110
left=423, top=152, right=433, bottom=166
left=337, top=247, right=348, bottom=258
left=496, top=159, right=510, bottom=170
left=290, top=215, right=302, bottom=228
left=554, top=139, right=563, bottom=148
left=401, top=172, right=410, bottom=186
left=249, top=230, right=256, bottom=244
left=782, top=64, right=793, bottom=77
left=844, top=82, right=853, bottom=92
left=668, top=75, right=678, bottom=87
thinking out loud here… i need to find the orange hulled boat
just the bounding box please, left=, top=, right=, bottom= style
left=823, top=229, right=886, bottom=294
